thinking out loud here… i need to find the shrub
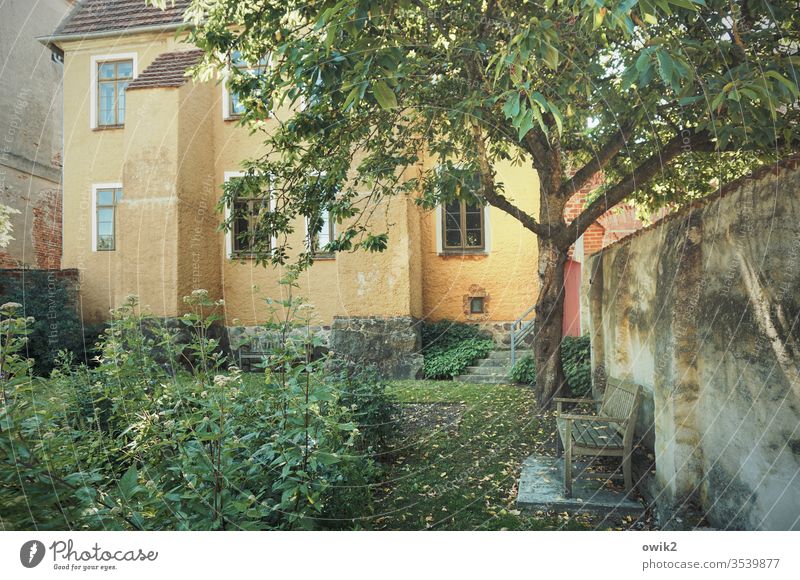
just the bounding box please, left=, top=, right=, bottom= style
left=335, top=361, right=397, bottom=453
left=421, top=320, right=494, bottom=379
left=421, top=319, right=488, bottom=352
left=508, top=336, right=593, bottom=396
left=0, top=272, right=386, bottom=530
left=423, top=337, right=494, bottom=379
left=509, top=354, right=537, bottom=385
left=0, top=271, right=85, bottom=375
left=561, top=335, right=592, bottom=397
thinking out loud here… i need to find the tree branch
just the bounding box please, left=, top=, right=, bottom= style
left=471, top=123, right=547, bottom=238
left=557, top=123, right=635, bottom=199
left=560, top=130, right=713, bottom=247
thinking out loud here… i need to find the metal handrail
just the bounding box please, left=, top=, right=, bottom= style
left=510, top=303, right=536, bottom=366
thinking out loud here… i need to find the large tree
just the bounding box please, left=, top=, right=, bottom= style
left=162, top=0, right=799, bottom=406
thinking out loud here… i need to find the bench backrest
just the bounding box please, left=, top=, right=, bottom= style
left=600, top=377, right=642, bottom=439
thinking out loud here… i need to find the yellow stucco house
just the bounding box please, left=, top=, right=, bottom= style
left=41, top=0, right=542, bottom=377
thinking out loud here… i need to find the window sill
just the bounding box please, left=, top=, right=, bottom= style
left=312, top=254, right=336, bottom=261
left=93, top=125, right=124, bottom=132
left=438, top=250, right=489, bottom=257
left=229, top=253, right=268, bottom=261
left=223, top=115, right=242, bottom=123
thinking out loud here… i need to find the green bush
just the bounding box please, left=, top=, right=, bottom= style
left=561, top=335, right=592, bottom=397
left=335, top=361, right=397, bottom=453
left=0, top=272, right=86, bottom=375
left=508, top=336, right=592, bottom=396
left=509, top=354, right=537, bottom=384
left=421, top=320, right=494, bottom=379
left=0, top=272, right=387, bottom=531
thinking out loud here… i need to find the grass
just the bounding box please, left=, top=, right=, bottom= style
left=372, top=380, right=599, bottom=530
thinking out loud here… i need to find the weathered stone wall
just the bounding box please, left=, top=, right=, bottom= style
left=227, top=317, right=422, bottom=378
left=587, top=159, right=800, bottom=530
left=329, top=316, right=423, bottom=379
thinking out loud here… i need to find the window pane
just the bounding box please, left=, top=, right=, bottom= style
left=230, top=90, right=244, bottom=115
left=445, top=200, right=461, bottom=215
left=97, top=190, right=115, bottom=205
left=113, top=189, right=122, bottom=203
left=465, top=229, right=483, bottom=247
left=317, top=211, right=331, bottom=246
left=98, top=62, right=116, bottom=78
left=97, top=220, right=114, bottom=237
left=97, top=236, right=114, bottom=250
left=445, top=228, right=462, bottom=248
left=116, top=60, right=133, bottom=79
left=117, top=80, right=127, bottom=123
left=97, top=207, right=114, bottom=223
left=465, top=209, right=482, bottom=230
left=99, top=82, right=115, bottom=125
left=470, top=297, right=484, bottom=313
left=233, top=201, right=250, bottom=251
left=231, top=50, right=246, bottom=68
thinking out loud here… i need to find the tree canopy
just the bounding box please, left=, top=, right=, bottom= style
left=164, top=0, right=800, bottom=262
left=154, top=0, right=800, bottom=404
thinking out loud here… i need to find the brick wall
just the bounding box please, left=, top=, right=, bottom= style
left=563, top=172, right=647, bottom=259
left=32, top=189, right=62, bottom=269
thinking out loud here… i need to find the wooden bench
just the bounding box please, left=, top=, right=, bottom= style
left=236, top=333, right=277, bottom=371
left=554, top=377, right=642, bottom=498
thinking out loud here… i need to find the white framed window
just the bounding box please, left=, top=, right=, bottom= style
left=90, top=52, right=137, bottom=129
left=302, top=172, right=338, bottom=258
left=91, top=183, right=122, bottom=251
left=223, top=171, right=275, bottom=259
left=435, top=202, right=491, bottom=254
left=222, top=51, right=270, bottom=120
left=306, top=209, right=335, bottom=258
left=433, top=168, right=491, bottom=254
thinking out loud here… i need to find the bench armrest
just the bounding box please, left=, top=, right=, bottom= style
left=558, top=414, right=627, bottom=423
left=554, top=398, right=598, bottom=404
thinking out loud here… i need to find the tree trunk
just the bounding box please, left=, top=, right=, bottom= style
left=533, top=237, right=569, bottom=409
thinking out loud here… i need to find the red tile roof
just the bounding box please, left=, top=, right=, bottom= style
left=127, top=49, right=204, bottom=90
left=55, top=0, right=191, bottom=36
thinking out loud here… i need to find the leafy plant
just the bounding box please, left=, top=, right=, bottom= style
left=561, top=336, right=592, bottom=397
left=334, top=361, right=397, bottom=454
left=509, top=355, right=537, bottom=385
left=0, top=272, right=86, bottom=374
left=0, top=274, right=386, bottom=530
left=509, top=336, right=592, bottom=396
left=421, top=321, right=494, bottom=380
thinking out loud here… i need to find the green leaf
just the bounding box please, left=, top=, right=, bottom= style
left=372, top=80, right=398, bottom=109
left=656, top=51, right=674, bottom=88
left=503, top=93, right=521, bottom=119
left=542, top=43, right=559, bottom=70
left=765, top=71, right=799, bottom=97
left=118, top=465, right=138, bottom=499
left=516, top=108, right=534, bottom=140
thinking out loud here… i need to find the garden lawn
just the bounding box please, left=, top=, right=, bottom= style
left=373, top=380, right=595, bottom=530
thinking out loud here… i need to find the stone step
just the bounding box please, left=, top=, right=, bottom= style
left=466, top=365, right=512, bottom=376
left=477, top=357, right=514, bottom=368
left=454, top=374, right=510, bottom=384
left=486, top=350, right=533, bottom=361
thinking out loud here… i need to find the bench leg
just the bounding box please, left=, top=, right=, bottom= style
left=623, top=452, right=633, bottom=493
left=564, top=443, right=573, bottom=498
